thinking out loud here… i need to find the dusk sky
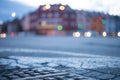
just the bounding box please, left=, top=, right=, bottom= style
left=0, top=0, right=120, bottom=22
left=10, top=0, right=120, bottom=15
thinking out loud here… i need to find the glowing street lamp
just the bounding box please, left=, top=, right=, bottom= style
left=84, top=32, right=91, bottom=37
left=11, top=12, right=16, bottom=17
left=102, top=31, right=107, bottom=37
left=45, top=4, right=51, bottom=9
left=59, top=5, right=65, bottom=10
left=117, top=32, right=120, bottom=37
left=73, top=32, right=80, bottom=38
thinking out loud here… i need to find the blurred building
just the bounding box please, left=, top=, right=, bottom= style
left=90, top=16, right=104, bottom=34
left=76, top=10, right=91, bottom=31
left=114, top=16, right=120, bottom=35
left=22, top=4, right=77, bottom=35
left=7, top=18, right=22, bottom=35
left=20, top=4, right=120, bottom=36
left=104, top=15, right=117, bottom=36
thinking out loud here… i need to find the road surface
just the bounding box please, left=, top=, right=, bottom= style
left=0, top=36, right=120, bottom=57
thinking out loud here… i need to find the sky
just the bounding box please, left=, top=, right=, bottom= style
left=10, top=0, right=120, bottom=15
left=0, top=0, right=120, bottom=22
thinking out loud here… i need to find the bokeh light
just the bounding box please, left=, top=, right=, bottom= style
left=117, top=32, right=120, bottom=37
left=102, top=31, right=107, bottom=37
left=84, top=32, right=91, bottom=37
left=57, top=25, right=63, bottom=31
left=11, top=12, right=16, bottom=17
left=73, top=32, right=80, bottom=38
left=0, top=33, right=6, bottom=38
left=59, top=5, right=65, bottom=10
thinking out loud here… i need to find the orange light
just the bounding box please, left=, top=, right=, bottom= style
left=59, top=6, right=65, bottom=10
left=42, top=4, right=51, bottom=11
left=0, top=33, right=6, bottom=38
left=45, top=4, right=51, bottom=9
left=73, top=32, right=80, bottom=38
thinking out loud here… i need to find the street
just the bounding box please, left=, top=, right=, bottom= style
left=0, top=36, right=120, bottom=80
left=0, top=36, right=120, bottom=57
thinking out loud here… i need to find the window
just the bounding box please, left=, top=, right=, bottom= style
left=63, top=14, right=68, bottom=18
left=41, top=13, right=46, bottom=18
left=70, top=14, right=75, bottom=19
left=71, top=22, right=75, bottom=27
left=54, top=12, right=59, bottom=18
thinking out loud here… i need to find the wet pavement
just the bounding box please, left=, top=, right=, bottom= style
left=0, top=56, right=120, bottom=80
left=0, top=37, right=120, bottom=80
left=0, top=65, right=120, bottom=80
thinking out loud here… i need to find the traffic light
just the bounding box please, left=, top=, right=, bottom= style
left=57, top=25, right=63, bottom=31
left=98, top=17, right=106, bottom=24
left=78, top=24, right=83, bottom=29
left=98, top=17, right=102, bottom=22
left=102, top=19, right=106, bottom=24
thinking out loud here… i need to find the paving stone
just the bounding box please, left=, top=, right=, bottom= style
left=17, top=73, right=29, bottom=78
left=74, top=77, right=88, bottom=80
left=92, top=68, right=111, bottom=74
left=64, top=78, right=74, bottom=80
left=113, top=77, right=120, bottom=80
left=55, top=75, right=65, bottom=80
left=76, top=69, right=91, bottom=75
left=44, top=77, right=58, bottom=80
left=40, top=71, right=50, bottom=75
left=1, top=67, right=119, bottom=80
left=65, top=73, right=77, bottom=78
left=83, top=71, right=103, bottom=78
left=29, top=72, right=40, bottom=76
left=108, top=68, right=120, bottom=75
left=7, top=75, right=20, bottom=79
left=97, top=73, right=115, bottom=80
left=93, top=68, right=120, bottom=75
left=0, top=76, right=8, bottom=80
left=82, top=77, right=99, bottom=80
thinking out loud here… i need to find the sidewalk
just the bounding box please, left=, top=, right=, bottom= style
left=0, top=65, right=120, bottom=80
left=0, top=56, right=120, bottom=80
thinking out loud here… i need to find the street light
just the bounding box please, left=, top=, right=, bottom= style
left=117, top=32, right=120, bottom=37
left=84, top=32, right=91, bottom=37
left=102, top=31, right=107, bottom=37
left=73, top=32, right=80, bottom=38
left=11, top=12, right=16, bottom=17
left=59, top=5, right=65, bottom=10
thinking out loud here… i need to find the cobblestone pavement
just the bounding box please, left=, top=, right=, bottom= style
left=0, top=65, right=120, bottom=80
left=0, top=56, right=120, bottom=80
